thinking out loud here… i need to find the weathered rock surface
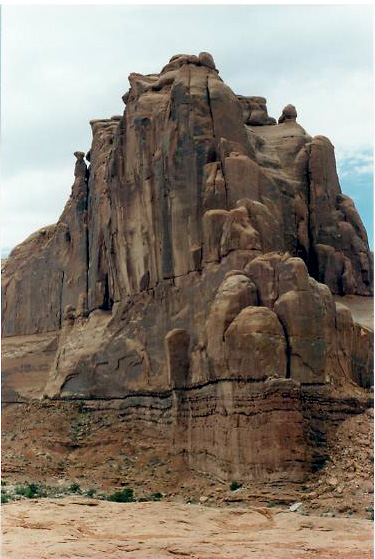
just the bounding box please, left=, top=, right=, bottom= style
left=1, top=52, right=373, bottom=483
left=3, top=498, right=373, bottom=559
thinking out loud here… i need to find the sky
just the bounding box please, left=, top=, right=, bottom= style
left=1, top=4, right=373, bottom=255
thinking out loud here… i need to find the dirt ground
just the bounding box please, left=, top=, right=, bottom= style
left=2, top=497, right=373, bottom=559
left=1, top=401, right=373, bottom=511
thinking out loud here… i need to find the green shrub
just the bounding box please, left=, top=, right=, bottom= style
left=1, top=493, right=8, bottom=504
left=25, top=483, right=39, bottom=499
left=150, top=492, right=163, bottom=501
left=230, top=481, right=242, bottom=491
left=1, top=480, right=7, bottom=486
left=86, top=488, right=96, bottom=498
left=16, top=483, right=39, bottom=499
left=69, top=483, right=81, bottom=494
left=107, top=487, right=134, bottom=503
left=15, top=485, right=25, bottom=496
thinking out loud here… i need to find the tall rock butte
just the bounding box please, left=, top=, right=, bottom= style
left=2, top=53, right=373, bottom=482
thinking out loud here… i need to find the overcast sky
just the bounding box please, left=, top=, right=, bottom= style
left=1, top=4, right=373, bottom=252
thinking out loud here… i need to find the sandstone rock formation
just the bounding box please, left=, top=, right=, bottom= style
left=2, top=52, right=373, bottom=483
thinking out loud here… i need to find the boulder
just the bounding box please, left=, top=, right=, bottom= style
left=206, top=273, right=257, bottom=377
left=224, top=307, right=287, bottom=380
left=278, top=104, right=297, bottom=124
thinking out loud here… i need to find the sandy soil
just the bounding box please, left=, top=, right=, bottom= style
left=2, top=498, right=373, bottom=559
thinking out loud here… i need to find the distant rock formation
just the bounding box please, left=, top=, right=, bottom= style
left=2, top=53, right=372, bottom=483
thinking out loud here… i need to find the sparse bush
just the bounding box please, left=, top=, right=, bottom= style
left=25, top=483, right=40, bottom=499
left=16, top=483, right=39, bottom=499
left=86, top=488, right=96, bottom=498
left=1, top=480, right=7, bottom=486
left=230, top=481, right=242, bottom=491
left=69, top=483, right=81, bottom=494
left=107, top=487, right=134, bottom=503
left=150, top=492, right=163, bottom=501
left=15, top=485, right=24, bottom=496
left=1, top=493, right=8, bottom=504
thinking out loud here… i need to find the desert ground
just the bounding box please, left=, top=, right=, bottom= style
left=2, top=497, right=373, bottom=559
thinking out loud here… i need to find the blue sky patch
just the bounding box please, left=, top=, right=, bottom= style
left=337, top=149, right=373, bottom=249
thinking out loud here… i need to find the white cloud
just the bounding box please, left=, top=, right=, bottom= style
left=336, top=149, right=373, bottom=178
left=353, top=163, right=374, bottom=175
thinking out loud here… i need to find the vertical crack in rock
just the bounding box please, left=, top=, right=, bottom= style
left=58, top=271, right=65, bottom=329
left=206, top=82, right=216, bottom=139
left=305, top=144, right=319, bottom=282
left=206, top=77, right=229, bottom=209
left=85, top=162, right=90, bottom=312
left=280, top=320, right=292, bottom=379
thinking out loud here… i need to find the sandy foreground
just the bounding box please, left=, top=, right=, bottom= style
left=2, top=498, right=373, bottom=559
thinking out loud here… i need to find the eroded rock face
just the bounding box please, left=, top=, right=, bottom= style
left=224, top=306, right=287, bottom=380
left=1, top=52, right=373, bottom=483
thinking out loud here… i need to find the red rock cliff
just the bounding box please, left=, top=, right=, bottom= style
left=2, top=53, right=372, bottom=482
